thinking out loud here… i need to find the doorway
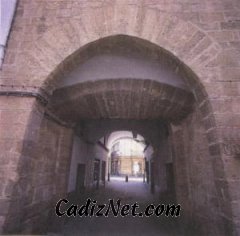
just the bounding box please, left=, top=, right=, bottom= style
left=75, top=164, right=86, bottom=193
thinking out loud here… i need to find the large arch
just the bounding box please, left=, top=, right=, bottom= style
left=12, top=7, right=219, bottom=97
left=10, top=7, right=225, bottom=177
left=1, top=5, right=238, bottom=236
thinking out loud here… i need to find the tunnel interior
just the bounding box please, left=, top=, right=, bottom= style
left=3, top=35, right=226, bottom=235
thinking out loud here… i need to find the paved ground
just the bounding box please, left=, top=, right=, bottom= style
left=53, top=177, right=182, bottom=236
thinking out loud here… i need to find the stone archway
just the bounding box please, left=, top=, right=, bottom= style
left=0, top=5, right=238, bottom=236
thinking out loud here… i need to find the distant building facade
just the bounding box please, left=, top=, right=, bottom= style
left=110, top=138, right=145, bottom=176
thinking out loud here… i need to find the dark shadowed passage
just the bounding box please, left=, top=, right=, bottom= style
left=60, top=178, right=182, bottom=236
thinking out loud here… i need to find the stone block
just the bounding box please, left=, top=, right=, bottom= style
left=208, top=31, right=234, bottom=42
left=199, top=12, right=225, bottom=23
left=220, top=68, right=240, bottom=82
left=221, top=20, right=240, bottom=30
left=0, top=199, right=10, bottom=216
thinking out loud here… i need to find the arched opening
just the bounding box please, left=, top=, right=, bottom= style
left=45, top=35, right=220, bottom=235
left=3, top=35, right=230, bottom=236
left=107, top=131, right=146, bottom=180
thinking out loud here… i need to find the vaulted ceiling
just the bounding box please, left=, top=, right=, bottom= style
left=49, top=78, right=194, bottom=123
left=48, top=35, right=195, bottom=124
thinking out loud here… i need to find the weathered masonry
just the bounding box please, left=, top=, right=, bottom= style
left=0, top=0, right=240, bottom=235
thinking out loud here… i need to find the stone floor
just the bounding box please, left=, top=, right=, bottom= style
left=51, top=177, right=183, bottom=236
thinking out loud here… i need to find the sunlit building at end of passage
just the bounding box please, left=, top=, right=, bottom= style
left=110, top=137, right=146, bottom=177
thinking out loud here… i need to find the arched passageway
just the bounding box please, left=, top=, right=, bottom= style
left=1, top=17, right=238, bottom=235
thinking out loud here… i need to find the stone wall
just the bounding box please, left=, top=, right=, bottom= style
left=144, top=141, right=168, bottom=196
left=2, top=0, right=239, bottom=90
left=67, top=135, right=89, bottom=193
left=0, top=104, right=73, bottom=234
left=68, top=134, right=108, bottom=192
left=170, top=106, right=227, bottom=235
left=0, top=97, right=44, bottom=234
left=87, top=143, right=108, bottom=187
left=21, top=115, right=73, bottom=234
